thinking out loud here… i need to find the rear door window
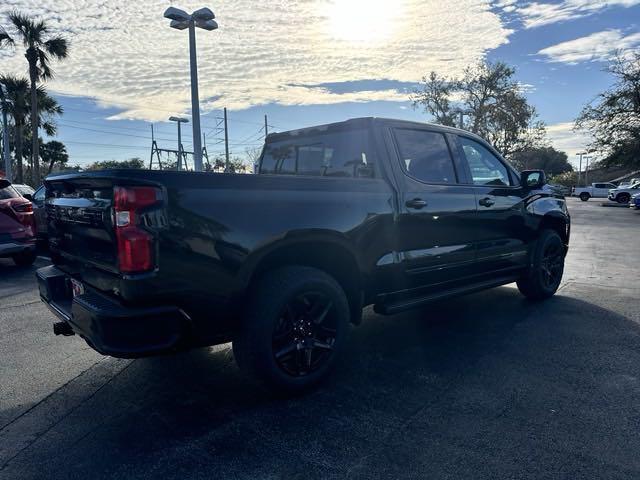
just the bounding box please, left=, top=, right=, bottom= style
left=393, top=129, right=457, bottom=184
left=259, top=128, right=374, bottom=178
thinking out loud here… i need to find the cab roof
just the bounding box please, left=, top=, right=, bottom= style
left=265, top=117, right=485, bottom=144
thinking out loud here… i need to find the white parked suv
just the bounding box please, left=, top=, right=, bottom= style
left=572, top=183, right=617, bottom=201
left=608, top=182, right=640, bottom=204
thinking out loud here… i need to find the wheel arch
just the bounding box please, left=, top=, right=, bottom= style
left=241, top=234, right=365, bottom=324
left=538, top=212, right=570, bottom=245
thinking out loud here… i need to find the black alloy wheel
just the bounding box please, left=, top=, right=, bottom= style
left=540, top=241, right=564, bottom=290
left=272, top=291, right=337, bottom=377
left=233, top=266, right=350, bottom=393
left=517, top=229, right=565, bottom=300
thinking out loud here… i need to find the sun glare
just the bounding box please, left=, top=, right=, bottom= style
left=326, top=0, right=404, bottom=44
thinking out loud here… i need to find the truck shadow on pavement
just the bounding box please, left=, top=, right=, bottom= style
left=3, top=286, right=640, bottom=479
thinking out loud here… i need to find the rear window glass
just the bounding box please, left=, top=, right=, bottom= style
left=394, top=129, right=457, bottom=184
left=259, top=128, right=374, bottom=178
left=0, top=185, right=20, bottom=200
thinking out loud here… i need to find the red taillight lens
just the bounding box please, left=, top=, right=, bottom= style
left=13, top=202, right=33, bottom=213
left=114, top=186, right=160, bottom=211
left=113, top=186, right=161, bottom=273
left=117, top=227, right=153, bottom=272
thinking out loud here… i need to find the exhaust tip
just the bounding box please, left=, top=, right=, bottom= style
left=53, top=321, right=75, bottom=336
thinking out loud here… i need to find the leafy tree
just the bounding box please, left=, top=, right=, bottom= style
left=547, top=170, right=578, bottom=188
left=510, top=146, right=573, bottom=175
left=205, top=154, right=249, bottom=173
left=9, top=10, right=68, bottom=185
left=41, top=140, right=68, bottom=174
left=576, top=52, right=640, bottom=168
left=412, top=61, right=546, bottom=158
left=84, top=157, right=144, bottom=171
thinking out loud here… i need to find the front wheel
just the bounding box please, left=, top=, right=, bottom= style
left=233, top=266, right=350, bottom=393
left=517, top=230, right=566, bottom=301
left=617, top=193, right=630, bottom=204
left=579, top=193, right=590, bottom=201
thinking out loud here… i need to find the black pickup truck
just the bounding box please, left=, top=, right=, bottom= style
left=37, top=117, right=570, bottom=392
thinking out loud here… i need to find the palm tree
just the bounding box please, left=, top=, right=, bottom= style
left=0, top=75, right=63, bottom=183
left=0, top=26, right=14, bottom=180
left=0, top=76, right=28, bottom=182
left=9, top=11, right=68, bottom=185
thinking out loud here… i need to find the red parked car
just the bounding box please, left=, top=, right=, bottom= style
left=0, top=179, right=37, bottom=266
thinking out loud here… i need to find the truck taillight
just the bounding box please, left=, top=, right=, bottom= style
left=113, top=186, right=161, bottom=273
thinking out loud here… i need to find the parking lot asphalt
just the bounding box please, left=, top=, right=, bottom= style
left=1, top=197, right=639, bottom=480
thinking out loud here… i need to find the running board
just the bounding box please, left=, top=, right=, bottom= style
left=374, top=275, right=520, bottom=315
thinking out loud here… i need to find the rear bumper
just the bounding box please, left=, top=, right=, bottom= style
left=36, top=265, right=188, bottom=358
left=0, top=240, right=36, bottom=257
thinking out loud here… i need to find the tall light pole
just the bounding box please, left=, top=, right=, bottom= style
left=584, top=156, right=592, bottom=186
left=164, top=6, right=218, bottom=172
left=1, top=92, right=10, bottom=182
left=576, top=152, right=585, bottom=186
left=169, top=116, right=189, bottom=170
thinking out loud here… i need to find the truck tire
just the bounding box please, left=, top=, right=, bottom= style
left=579, top=192, right=590, bottom=201
left=617, top=193, right=630, bottom=204
left=233, top=266, right=350, bottom=393
left=517, top=229, right=565, bottom=301
left=12, top=250, right=36, bottom=267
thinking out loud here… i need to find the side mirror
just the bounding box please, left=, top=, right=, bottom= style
left=520, top=170, right=546, bottom=189
left=23, top=193, right=33, bottom=201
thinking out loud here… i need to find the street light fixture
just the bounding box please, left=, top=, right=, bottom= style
left=164, top=6, right=218, bottom=172
left=169, top=116, right=189, bottom=171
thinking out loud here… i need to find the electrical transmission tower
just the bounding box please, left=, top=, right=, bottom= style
left=149, top=124, right=209, bottom=171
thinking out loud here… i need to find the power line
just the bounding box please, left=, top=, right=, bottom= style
left=59, top=117, right=176, bottom=136
left=57, top=122, right=175, bottom=142
left=64, top=140, right=149, bottom=150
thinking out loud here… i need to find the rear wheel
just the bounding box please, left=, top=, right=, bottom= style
left=233, top=266, right=350, bottom=393
left=517, top=230, right=565, bottom=301
left=617, top=193, right=630, bottom=204
left=579, top=192, right=590, bottom=201
left=12, top=250, right=36, bottom=267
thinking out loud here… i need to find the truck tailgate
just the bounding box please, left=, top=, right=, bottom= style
left=45, top=176, right=118, bottom=273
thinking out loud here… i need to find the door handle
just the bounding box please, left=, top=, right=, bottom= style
left=405, top=198, right=428, bottom=209
left=479, top=197, right=495, bottom=207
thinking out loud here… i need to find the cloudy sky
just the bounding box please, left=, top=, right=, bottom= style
left=1, top=0, right=639, bottom=167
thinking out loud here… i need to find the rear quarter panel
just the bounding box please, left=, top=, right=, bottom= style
left=149, top=171, right=396, bottom=325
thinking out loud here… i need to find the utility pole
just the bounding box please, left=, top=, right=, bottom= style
left=177, top=121, right=183, bottom=170
left=224, top=107, right=230, bottom=171
left=264, top=114, right=269, bottom=138
left=458, top=111, right=464, bottom=129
